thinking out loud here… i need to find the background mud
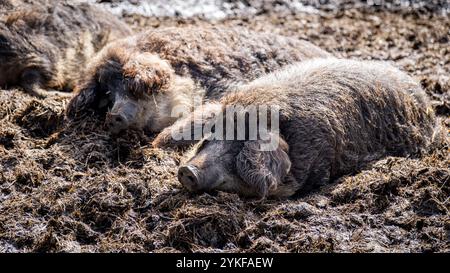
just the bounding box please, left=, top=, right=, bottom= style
left=0, top=1, right=449, bottom=252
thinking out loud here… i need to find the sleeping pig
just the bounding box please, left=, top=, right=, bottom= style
left=153, top=58, right=443, bottom=198
left=0, top=0, right=132, bottom=97
left=65, top=25, right=331, bottom=133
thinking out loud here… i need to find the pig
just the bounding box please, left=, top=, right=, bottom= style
left=153, top=58, right=443, bottom=199
left=0, top=0, right=132, bottom=98
left=65, top=26, right=331, bottom=134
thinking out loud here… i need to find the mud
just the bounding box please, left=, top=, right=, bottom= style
left=0, top=1, right=449, bottom=252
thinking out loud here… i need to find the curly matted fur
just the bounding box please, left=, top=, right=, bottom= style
left=156, top=58, right=444, bottom=198
left=66, top=25, right=331, bottom=133
left=0, top=0, right=132, bottom=97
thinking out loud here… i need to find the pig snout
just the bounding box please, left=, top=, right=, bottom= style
left=178, top=165, right=201, bottom=192
left=106, top=112, right=129, bottom=134
left=106, top=100, right=138, bottom=134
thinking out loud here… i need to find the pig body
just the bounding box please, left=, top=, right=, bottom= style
left=65, top=26, right=331, bottom=133
left=155, top=58, right=442, bottom=198
left=0, top=0, right=132, bottom=97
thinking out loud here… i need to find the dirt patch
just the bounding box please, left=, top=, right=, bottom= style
left=0, top=3, right=449, bottom=252
left=14, top=100, right=65, bottom=138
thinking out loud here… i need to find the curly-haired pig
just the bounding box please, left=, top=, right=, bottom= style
left=65, top=25, right=331, bottom=134
left=153, top=58, right=442, bottom=199
left=0, top=0, right=132, bottom=97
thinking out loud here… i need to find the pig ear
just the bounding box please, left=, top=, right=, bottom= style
left=152, top=103, right=222, bottom=148
left=66, top=58, right=123, bottom=119
left=65, top=79, right=100, bottom=119
left=123, top=53, right=173, bottom=98
left=236, top=135, right=291, bottom=198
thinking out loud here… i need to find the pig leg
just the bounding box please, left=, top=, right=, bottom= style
left=21, top=69, right=72, bottom=98
left=22, top=83, right=72, bottom=98
left=152, top=103, right=222, bottom=148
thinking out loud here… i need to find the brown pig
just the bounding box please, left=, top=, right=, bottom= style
left=0, top=0, right=132, bottom=97
left=65, top=26, right=331, bottom=134
left=154, top=58, right=443, bottom=199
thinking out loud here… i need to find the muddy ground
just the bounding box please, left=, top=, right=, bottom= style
left=0, top=1, right=449, bottom=252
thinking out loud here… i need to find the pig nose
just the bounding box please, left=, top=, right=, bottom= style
left=106, top=113, right=128, bottom=133
left=178, top=165, right=200, bottom=192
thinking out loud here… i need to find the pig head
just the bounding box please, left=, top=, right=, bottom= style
left=178, top=134, right=293, bottom=199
